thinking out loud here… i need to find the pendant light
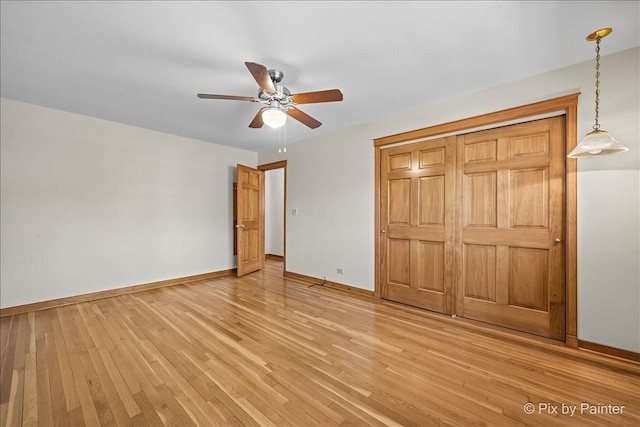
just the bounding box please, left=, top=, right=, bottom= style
left=568, top=28, right=628, bottom=158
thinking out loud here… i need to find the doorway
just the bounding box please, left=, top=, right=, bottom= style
left=259, top=161, right=287, bottom=273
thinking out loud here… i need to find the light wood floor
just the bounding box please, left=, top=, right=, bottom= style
left=1, top=261, right=639, bottom=426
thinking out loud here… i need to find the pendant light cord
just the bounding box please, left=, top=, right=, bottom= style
left=593, top=37, right=601, bottom=130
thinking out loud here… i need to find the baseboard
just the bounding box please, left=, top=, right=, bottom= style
left=0, top=268, right=236, bottom=317
left=284, top=270, right=374, bottom=298
left=579, top=340, right=640, bottom=363
left=565, top=335, right=579, bottom=348
left=265, top=254, right=284, bottom=261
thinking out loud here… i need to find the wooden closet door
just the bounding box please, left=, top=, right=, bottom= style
left=456, top=117, right=565, bottom=339
left=380, top=136, right=456, bottom=314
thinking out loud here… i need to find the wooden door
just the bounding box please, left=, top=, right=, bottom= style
left=236, top=164, right=265, bottom=277
left=456, top=117, right=565, bottom=339
left=380, top=136, right=456, bottom=314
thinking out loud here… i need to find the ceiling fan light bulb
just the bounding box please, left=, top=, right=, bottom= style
left=567, top=129, right=628, bottom=158
left=262, top=107, right=286, bottom=129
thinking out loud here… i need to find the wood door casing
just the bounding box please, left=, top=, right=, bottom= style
left=236, top=164, right=265, bottom=277
left=455, top=117, right=565, bottom=339
left=258, top=160, right=288, bottom=274
left=380, top=136, right=456, bottom=314
left=233, top=182, right=237, bottom=255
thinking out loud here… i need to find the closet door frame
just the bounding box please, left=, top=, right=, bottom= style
left=373, top=93, right=579, bottom=347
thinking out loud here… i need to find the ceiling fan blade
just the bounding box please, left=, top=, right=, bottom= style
left=291, top=89, right=343, bottom=104
left=245, top=62, right=276, bottom=93
left=197, top=94, right=255, bottom=101
left=249, top=108, right=267, bottom=128
left=287, top=108, right=322, bottom=129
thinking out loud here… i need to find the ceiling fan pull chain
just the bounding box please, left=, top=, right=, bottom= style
left=283, top=124, right=287, bottom=153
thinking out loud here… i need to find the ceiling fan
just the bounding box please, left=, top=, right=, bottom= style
left=197, top=62, right=343, bottom=129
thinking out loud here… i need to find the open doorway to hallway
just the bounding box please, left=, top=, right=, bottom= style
left=260, top=161, right=287, bottom=273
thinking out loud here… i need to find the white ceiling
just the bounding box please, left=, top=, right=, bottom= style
left=1, top=1, right=638, bottom=152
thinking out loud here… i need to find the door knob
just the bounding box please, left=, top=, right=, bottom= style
left=555, top=238, right=561, bottom=244
left=381, top=230, right=386, bottom=234
left=235, top=224, right=245, bottom=229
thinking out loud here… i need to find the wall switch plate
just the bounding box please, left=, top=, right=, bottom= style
left=292, top=208, right=298, bottom=216
left=336, top=268, right=343, bottom=274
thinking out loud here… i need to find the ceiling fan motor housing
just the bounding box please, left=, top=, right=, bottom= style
left=268, top=69, right=284, bottom=83
left=258, top=81, right=291, bottom=109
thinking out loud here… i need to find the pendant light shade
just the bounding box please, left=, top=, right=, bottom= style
left=262, top=103, right=287, bottom=129
left=568, top=27, right=628, bottom=159
left=568, top=129, right=628, bottom=158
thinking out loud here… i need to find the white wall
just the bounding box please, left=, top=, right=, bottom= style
left=260, top=133, right=375, bottom=289
left=265, top=168, right=284, bottom=256
left=259, top=47, right=640, bottom=352
left=1, top=98, right=257, bottom=308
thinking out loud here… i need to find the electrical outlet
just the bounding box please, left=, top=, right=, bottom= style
left=336, top=268, right=343, bottom=274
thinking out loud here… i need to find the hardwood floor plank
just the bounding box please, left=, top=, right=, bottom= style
left=50, top=310, right=80, bottom=412
left=269, top=368, right=348, bottom=424
left=6, top=315, right=28, bottom=427
left=133, top=328, right=240, bottom=426
left=172, top=392, right=217, bottom=427
left=0, top=317, right=13, bottom=362
left=97, top=348, right=141, bottom=418
left=21, top=353, right=37, bottom=427
left=45, top=324, right=70, bottom=426
left=84, top=344, right=133, bottom=426
left=129, top=412, right=149, bottom=427
left=2, top=260, right=639, bottom=426
left=200, top=371, right=264, bottom=427
left=20, top=312, right=37, bottom=427
left=201, top=355, right=292, bottom=427
left=34, top=311, right=53, bottom=427
left=0, top=317, right=19, bottom=408
left=154, top=384, right=197, bottom=427
left=77, top=348, right=118, bottom=427
left=56, top=306, right=101, bottom=426
left=204, top=399, right=243, bottom=427
left=132, top=392, right=164, bottom=427
left=68, top=406, right=85, bottom=427
left=5, top=370, right=22, bottom=427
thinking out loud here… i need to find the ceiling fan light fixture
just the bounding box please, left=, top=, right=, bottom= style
left=262, top=105, right=287, bottom=129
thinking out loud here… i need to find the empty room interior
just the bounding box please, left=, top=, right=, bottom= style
left=1, top=1, right=639, bottom=426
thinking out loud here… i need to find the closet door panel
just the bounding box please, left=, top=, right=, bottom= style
left=457, top=117, right=565, bottom=340
left=380, top=137, right=456, bottom=314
